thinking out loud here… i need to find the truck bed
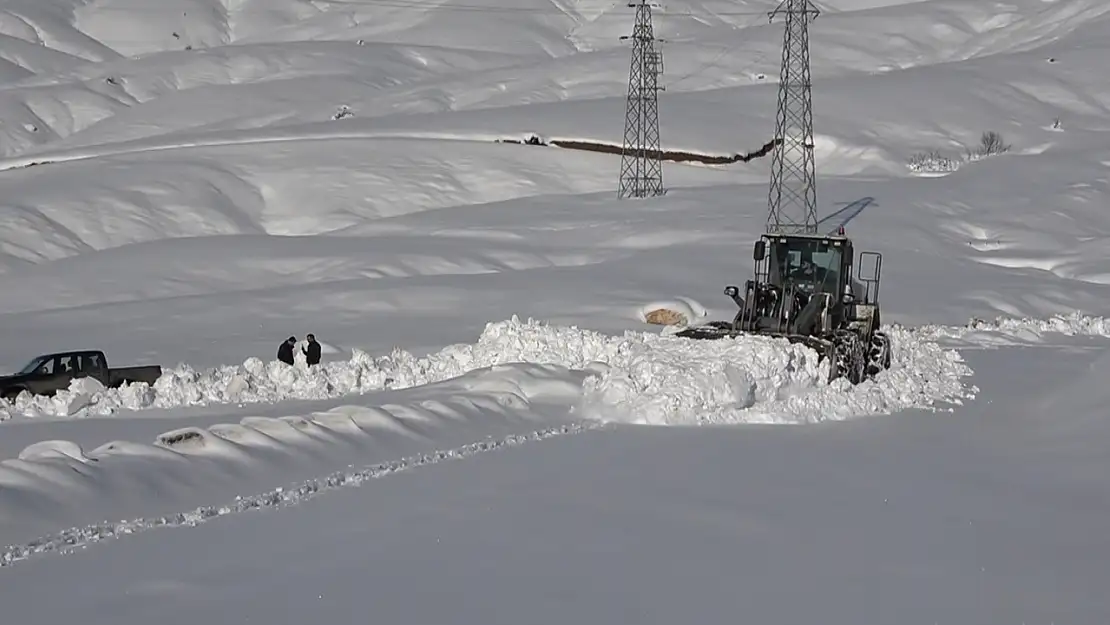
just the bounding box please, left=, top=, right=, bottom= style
left=108, top=365, right=163, bottom=387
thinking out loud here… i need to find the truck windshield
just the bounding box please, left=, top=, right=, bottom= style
left=17, top=356, right=49, bottom=375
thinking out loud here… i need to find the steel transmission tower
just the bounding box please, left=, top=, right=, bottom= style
left=617, top=1, right=665, bottom=199
left=766, top=0, right=820, bottom=233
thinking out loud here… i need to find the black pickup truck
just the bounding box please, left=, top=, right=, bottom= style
left=0, top=350, right=163, bottom=401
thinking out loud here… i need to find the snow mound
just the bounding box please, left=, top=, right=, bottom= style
left=579, top=323, right=974, bottom=425
left=914, top=312, right=1110, bottom=346
left=1, top=317, right=975, bottom=425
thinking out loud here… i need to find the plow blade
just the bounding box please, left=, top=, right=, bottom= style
left=673, top=321, right=737, bottom=340
left=675, top=322, right=833, bottom=354
left=673, top=321, right=843, bottom=382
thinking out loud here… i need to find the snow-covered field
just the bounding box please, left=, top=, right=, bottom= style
left=2, top=0, right=1110, bottom=621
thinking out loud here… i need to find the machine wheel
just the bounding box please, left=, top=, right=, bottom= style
left=829, top=330, right=865, bottom=384
left=865, top=331, right=892, bottom=379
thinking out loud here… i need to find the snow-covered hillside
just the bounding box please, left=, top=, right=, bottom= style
left=2, top=0, right=1110, bottom=622
left=2, top=0, right=1109, bottom=365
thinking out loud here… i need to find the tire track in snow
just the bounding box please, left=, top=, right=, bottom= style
left=0, top=421, right=600, bottom=569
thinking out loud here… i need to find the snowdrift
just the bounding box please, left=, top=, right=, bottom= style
left=0, top=361, right=591, bottom=560
left=9, top=311, right=1106, bottom=565
left=906, top=311, right=1110, bottom=349
left=0, top=310, right=981, bottom=561
left=3, top=316, right=976, bottom=425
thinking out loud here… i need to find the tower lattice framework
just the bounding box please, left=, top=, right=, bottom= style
left=617, top=0, right=665, bottom=199
left=766, top=0, right=820, bottom=233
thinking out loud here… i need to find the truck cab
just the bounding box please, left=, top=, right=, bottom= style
left=0, top=350, right=163, bottom=402
left=19, top=351, right=108, bottom=379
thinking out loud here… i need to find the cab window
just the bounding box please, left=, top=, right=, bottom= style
left=82, top=353, right=104, bottom=371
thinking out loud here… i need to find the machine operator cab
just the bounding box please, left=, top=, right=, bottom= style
left=755, top=231, right=853, bottom=302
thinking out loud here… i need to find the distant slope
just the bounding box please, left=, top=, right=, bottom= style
left=1, top=0, right=1110, bottom=368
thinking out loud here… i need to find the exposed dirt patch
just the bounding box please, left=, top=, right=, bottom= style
left=643, top=308, right=689, bottom=326
left=495, top=135, right=780, bottom=165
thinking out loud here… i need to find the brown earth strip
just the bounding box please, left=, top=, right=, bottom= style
left=495, top=135, right=781, bottom=165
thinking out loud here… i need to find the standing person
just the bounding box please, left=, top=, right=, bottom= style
left=278, top=336, right=296, bottom=365
left=303, top=333, right=322, bottom=366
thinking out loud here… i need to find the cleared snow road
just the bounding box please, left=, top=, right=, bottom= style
left=2, top=345, right=1108, bottom=625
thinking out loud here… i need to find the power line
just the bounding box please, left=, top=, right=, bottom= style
left=665, top=9, right=769, bottom=88
left=342, top=1, right=785, bottom=94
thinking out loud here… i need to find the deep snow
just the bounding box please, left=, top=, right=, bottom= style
left=0, top=360, right=594, bottom=550
left=1, top=315, right=974, bottom=424
left=2, top=0, right=1110, bottom=621
left=3, top=342, right=1110, bottom=625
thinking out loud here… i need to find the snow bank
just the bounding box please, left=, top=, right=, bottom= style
left=579, top=323, right=974, bottom=425
left=0, top=314, right=979, bottom=561
left=0, top=361, right=592, bottom=559
left=1, top=421, right=591, bottom=568
left=913, top=311, right=1110, bottom=346
left=2, top=316, right=975, bottom=425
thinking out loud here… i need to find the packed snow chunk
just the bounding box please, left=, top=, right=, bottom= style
left=581, top=323, right=975, bottom=425
left=3, top=376, right=129, bottom=418
left=0, top=375, right=156, bottom=417
left=579, top=332, right=823, bottom=425
left=727, top=325, right=976, bottom=425
left=971, top=311, right=1110, bottom=338
left=914, top=312, right=1110, bottom=347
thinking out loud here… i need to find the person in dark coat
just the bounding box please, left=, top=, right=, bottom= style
left=277, top=336, right=296, bottom=365
left=303, top=333, right=322, bottom=366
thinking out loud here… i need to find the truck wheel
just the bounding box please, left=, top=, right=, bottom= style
left=2, top=389, right=23, bottom=403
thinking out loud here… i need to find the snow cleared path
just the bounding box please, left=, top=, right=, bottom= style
left=2, top=316, right=973, bottom=422
left=1, top=344, right=1107, bottom=625
left=6, top=311, right=1107, bottom=426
